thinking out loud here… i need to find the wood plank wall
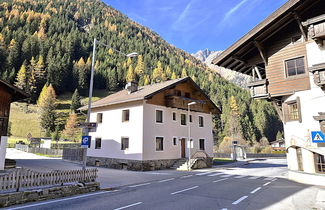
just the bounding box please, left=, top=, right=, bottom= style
left=265, top=26, right=310, bottom=97
left=0, top=85, right=12, bottom=136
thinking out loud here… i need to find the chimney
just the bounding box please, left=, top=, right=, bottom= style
left=125, top=81, right=138, bottom=94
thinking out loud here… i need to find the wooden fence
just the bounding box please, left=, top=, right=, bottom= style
left=0, top=168, right=97, bottom=192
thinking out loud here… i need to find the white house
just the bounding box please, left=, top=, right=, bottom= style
left=83, top=77, right=220, bottom=170
left=213, top=0, right=325, bottom=185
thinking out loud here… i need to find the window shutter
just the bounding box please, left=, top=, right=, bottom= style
left=296, top=96, right=302, bottom=123
left=282, top=103, right=288, bottom=123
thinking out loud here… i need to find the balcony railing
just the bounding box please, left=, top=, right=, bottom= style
left=310, top=63, right=325, bottom=88
left=165, top=95, right=204, bottom=112
left=247, top=79, right=270, bottom=99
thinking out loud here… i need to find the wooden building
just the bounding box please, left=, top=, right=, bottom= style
left=213, top=0, right=325, bottom=185
left=0, top=80, right=28, bottom=170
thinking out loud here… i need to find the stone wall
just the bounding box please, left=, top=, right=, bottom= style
left=0, top=182, right=100, bottom=208
left=87, top=156, right=179, bottom=171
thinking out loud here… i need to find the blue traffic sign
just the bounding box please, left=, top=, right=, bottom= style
left=81, top=136, right=91, bottom=148
left=311, top=131, right=325, bottom=143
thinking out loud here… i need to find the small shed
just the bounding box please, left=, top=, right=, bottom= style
left=0, top=80, right=29, bottom=170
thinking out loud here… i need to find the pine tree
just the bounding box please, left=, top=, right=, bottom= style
left=152, top=61, right=166, bottom=83
left=126, top=64, right=135, bottom=82
left=181, top=68, right=188, bottom=78
left=63, top=113, right=79, bottom=142
left=171, top=71, right=177, bottom=80
left=135, top=55, right=144, bottom=77
left=52, top=125, right=60, bottom=142
left=34, top=55, right=46, bottom=91
left=40, top=84, right=57, bottom=133
left=70, top=89, right=81, bottom=112
left=15, top=62, right=27, bottom=90
left=165, top=66, right=172, bottom=79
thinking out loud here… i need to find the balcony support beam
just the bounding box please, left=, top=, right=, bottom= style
left=293, top=11, right=307, bottom=41
left=254, top=41, right=268, bottom=66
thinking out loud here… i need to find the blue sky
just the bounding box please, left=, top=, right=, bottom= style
left=104, top=0, right=287, bottom=54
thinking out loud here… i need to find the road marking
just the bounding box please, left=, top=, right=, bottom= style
left=113, top=202, right=143, bottom=210
left=158, top=178, right=175, bottom=183
left=208, top=173, right=223, bottom=176
left=221, top=208, right=228, bottom=210
left=271, top=178, right=277, bottom=182
left=263, top=182, right=271, bottom=186
left=234, top=175, right=247, bottom=178
left=248, top=176, right=260, bottom=179
left=232, top=196, right=248, bottom=205
left=180, top=175, right=193, bottom=178
left=8, top=190, right=120, bottom=210
left=128, top=183, right=151, bottom=188
left=250, top=187, right=261, bottom=194
left=264, top=177, right=274, bottom=180
left=196, top=172, right=213, bottom=176
left=220, top=174, right=233, bottom=178
left=171, top=186, right=199, bottom=195
left=144, top=172, right=170, bottom=175
left=213, top=178, right=228, bottom=183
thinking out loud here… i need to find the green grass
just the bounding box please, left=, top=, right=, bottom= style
left=9, top=89, right=108, bottom=138
left=34, top=153, right=62, bottom=158
left=213, top=158, right=235, bottom=165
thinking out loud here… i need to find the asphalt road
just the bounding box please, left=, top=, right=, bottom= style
left=7, top=159, right=319, bottom=210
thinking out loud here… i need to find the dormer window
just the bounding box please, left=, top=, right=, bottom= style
left=285, top=57, right=305, bottom=77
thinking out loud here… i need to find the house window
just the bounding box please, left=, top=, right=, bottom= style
left=122, top=110, right=129, bottom=122
left=315, top=153, right=325, bottom=174
left=156, top=110, right=163, bottom=123
left=172, top=112, right=176, bottom=121
left=199, top=116, right=204, bottom=127
left=284, top=97, right=302, bottom=123
left=95, top=138, right=101, bottom=149
left=175, top=90, right=181, bottom=96
left=288, top=102, right=299, bottom=121
left=199, top=139, right=205, bottom=150
left=97, top=113, right=103, bottom=123
left=121, top=137, right=129, bottom=150
left=285, top=57, right=305, bottom=77
left=156, top=137, right=164, bottom=151
left=173, top=137, right=177, bottom=145
left=185, top=92, right=191, bottom=98
left=181, top=114, right=187, bottom=125
left=189, top=115, right=192, bottom=123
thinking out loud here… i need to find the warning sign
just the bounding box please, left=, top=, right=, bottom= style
left=311, top=131, right=325, bottom=143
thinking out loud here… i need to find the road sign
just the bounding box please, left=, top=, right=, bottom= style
left=311, top=131, right=325, bottom=143
left=81, top=136, right=91, bottom=148
left=76, top=122, right=97, bottom=129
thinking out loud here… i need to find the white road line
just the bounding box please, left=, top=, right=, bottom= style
left=113, top=202, right=143, bottom=210
left=158, top=178, right=175, bottom=183
left=171, top=186, right=199, bottom=195
left=208, top=173, right=223, bottom=177
left=271, top=178, right=277, bottom=182
left=234, top=175, right=247, bottom=179
left=264, top=177, right=274, bottom=180
left=180, top=175, right=193, bottom=178
left=263, top=182, right=271, bottom=186
left=213, top=178, right=228, bottom=183
left=221, top=208, right=228, bottom=210
left=128, top=183, right=151, bottom=188
left=220, top=174, right=233, bottom=178
left=196, top=172, right=213, bottom=176
left=8, top=190, right=120, bottom=210
left=248, top=176, right=260, bottom=179
left=232, top=196, right=248, bottom=205
left=250, top=187, right=261, bottom=194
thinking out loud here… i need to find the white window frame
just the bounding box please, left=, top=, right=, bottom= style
left=172, top=112, right=177, bottom=121
left=121, top=137, right=129, bottom=151
left=155, top=109, right=164, bottom=124
left=198, top=115, right=204, bottom=127
left=173, top=136, right=178, bottom=146
left=198, top=138, right=205, bottom=151
left=122, top=109, right=130, bottom=122
left=180, top=113, right=187, bottom=126
left=95, top=137, right=102, bottom=149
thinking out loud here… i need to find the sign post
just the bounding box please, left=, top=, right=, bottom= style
left=311, top=131, right=325, bottom=143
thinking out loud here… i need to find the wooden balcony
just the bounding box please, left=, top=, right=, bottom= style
left=310, top=63, right=325, bottom=88
left=165, top=95, right=204, bottom=112
left=247, top=79, right=270, bottom=99
left=303, top=14, right=325, bottom=46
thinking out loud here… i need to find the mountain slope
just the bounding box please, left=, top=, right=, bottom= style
left=192, top=49, right=252, bottom=88
left=0, top=0, right=282, bottom=143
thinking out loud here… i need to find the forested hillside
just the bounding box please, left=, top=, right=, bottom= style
left=0, top=0, right=282, bottom=145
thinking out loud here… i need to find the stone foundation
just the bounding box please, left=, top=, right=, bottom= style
left=0, top=182, right=100, bottom=208
left=87, top=156, right=179, bottom=171
left=192, top=157, right=213, bottom=169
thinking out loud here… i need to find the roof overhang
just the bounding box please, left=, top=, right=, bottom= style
left=0, top=80, right=29, bottom=102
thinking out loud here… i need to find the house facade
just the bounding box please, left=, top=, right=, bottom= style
left=213, top=0, right=325, bottom=185
left=84, top=77, right=220, bottom=170
left=0, top=80, right=28, bottom=170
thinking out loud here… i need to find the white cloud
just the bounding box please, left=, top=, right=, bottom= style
left=222, top=0, right=249, bottom=23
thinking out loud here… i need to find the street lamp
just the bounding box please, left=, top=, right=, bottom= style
left=187, top=101, right=196, bottom=171
left=82, top=38, right=138, bottom=170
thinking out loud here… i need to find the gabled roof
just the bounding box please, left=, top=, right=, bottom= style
left=212, top=0, right=320, bottom=72
left=0, top=80, right=29, bottom=101
left=81, top=77, right=220, bottom=113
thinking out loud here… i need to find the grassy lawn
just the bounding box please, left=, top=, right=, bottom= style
left=213, top=158, right=235, bottom=165
left=9, top=89, right=108, bottom=138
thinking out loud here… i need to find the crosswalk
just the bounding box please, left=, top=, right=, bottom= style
left=194, top=171, right=277, bottom=181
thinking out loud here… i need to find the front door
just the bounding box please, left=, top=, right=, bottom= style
left=180, top=138, right=186, bottom=158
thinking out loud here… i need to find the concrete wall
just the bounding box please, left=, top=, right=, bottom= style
left=87, top=101, right=144, bottom=160
left=0, top=136, right=8, bottom=171
left=142, top=103, right=214, bottom=160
